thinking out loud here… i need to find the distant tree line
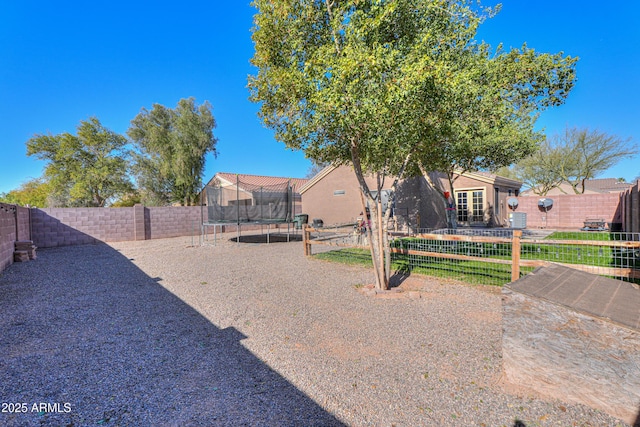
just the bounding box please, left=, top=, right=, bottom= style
left=0, top=98, right=217, bottom=207
left=495, top=126, right=637, bottom=195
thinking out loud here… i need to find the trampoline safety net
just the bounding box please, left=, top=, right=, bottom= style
left=204, top=176, right=294, bottom=224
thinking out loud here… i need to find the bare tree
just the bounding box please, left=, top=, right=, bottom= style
left=502, top=126, right=637, bottom=195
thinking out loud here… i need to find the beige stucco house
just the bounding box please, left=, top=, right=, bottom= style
left=300, top=165, right=522, bottom=230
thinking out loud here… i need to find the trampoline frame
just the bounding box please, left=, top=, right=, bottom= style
left=199, top=175, right=300, bottom=245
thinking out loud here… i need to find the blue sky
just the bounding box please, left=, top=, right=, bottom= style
left=1, top=1, right=639, bottom=195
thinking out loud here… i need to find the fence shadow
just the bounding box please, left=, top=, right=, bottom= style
left=0, top=243, right=344, bottom=426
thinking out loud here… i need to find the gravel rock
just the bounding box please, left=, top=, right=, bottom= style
left=0, top=234, right=631, bottom=426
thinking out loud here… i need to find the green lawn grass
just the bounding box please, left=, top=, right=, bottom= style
left=313, top=231, right=638, bottom=286
left=546, top=231, right=612, bottom=241
left=314, top=247, right=532, bottom=286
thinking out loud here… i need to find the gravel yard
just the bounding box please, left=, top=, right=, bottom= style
left=0, top=234, right=630, bottom=426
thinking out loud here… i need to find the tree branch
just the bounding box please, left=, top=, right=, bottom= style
left=325, top=0, right=342, bottom=56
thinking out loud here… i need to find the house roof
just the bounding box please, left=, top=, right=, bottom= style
left=206, top=172, right=308, bottom=192
left=583, top=178, right=632, bottom=193
left=521, top=178, right=632, bottom=196
left=299, top=165, right=522, bottom=194
left=457, top=170, right=522, bottom=188
left=299, top=165, right=338, bottom=194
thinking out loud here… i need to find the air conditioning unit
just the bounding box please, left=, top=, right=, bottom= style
left=509, top=212, right=527, bottom=229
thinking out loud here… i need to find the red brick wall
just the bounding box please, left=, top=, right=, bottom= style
left=511, top=193, right=623, bottom=230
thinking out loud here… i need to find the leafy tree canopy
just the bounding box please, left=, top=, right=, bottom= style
left=250, top=0, right=577, bottom=289
left=495, top=139, right=566, bottom=196
left=26, top=117, right=133, bottom=207
left=128, top=98, right=218, bottom=206
left=0, top=177, right=52, bottom=207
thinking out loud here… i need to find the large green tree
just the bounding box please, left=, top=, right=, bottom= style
left=417, top=42, right=577, bottom=216
left=249, top=0, right=576, bottom=289
left=26, top=118, right=133, bottom=207
left=128, top=98, right=218, bottom=206
left=0, top=177, right=52, bottom=207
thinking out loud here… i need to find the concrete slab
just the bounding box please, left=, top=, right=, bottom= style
left=503, top=264, right=640, bottom=423
left=508, top=263, right=640, bottom=331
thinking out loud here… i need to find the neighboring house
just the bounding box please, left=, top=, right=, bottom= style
left=445, top=170, right=523, bottom=228
left=299, top=165, right=396, bottom=227
left=520, top=178, right=633, bottom=196
left=200, top=173, right=308, bottom=222
left=299, top=165, right=522, bottom=230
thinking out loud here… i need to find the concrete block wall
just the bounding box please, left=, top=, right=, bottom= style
left=512, top=193, right=622, bottom=230
left=29, top=205, right=206, bottom=248
left=621, top=182, right=640, bottom=233
left=146, top=206, right=202, bottom=239
left=15, top=188, right=637, bottom=252
left=31, top=207, right=136, bottom=248
left=0, top=203, right=32, bottom=272
left=16, top=207, right=31, bottom=242
left=0, top=204, right=17, bottom=272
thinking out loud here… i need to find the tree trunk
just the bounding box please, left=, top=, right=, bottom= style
left=350, top=142, right=412, bottom=290
left=356, top=189, right=385, bottom=290
left=366, top=201, right=388, bottom=290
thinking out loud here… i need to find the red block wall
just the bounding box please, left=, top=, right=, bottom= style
left=512, top=193, right=623, bottom=230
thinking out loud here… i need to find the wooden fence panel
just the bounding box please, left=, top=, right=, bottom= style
left=305, top=228, right=640, bottom=283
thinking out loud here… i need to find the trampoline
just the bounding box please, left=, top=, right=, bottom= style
left=200, top=175, right=299, bottom=245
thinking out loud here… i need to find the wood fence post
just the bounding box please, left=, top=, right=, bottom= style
left=511, top=230, right=522, bottom=282
left=304, top=226, right=311, bottom=256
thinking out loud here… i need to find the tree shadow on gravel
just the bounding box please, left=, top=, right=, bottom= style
left=389, top=264, right=412, bottom=288
left=0, top=243, right=343, bottom=427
